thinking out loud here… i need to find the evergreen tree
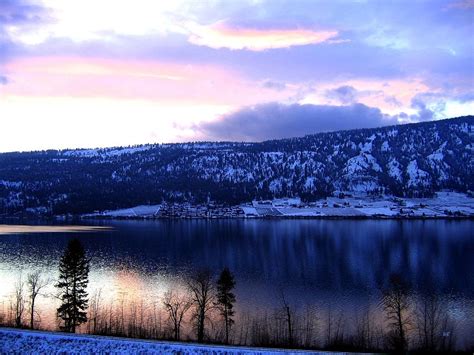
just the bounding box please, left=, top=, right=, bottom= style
left=56, top=239, right=90, bottom=333
left=215, top=267, right=236, bottom=344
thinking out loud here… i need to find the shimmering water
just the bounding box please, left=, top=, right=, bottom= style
left=0, top=219, right=472, bottom=348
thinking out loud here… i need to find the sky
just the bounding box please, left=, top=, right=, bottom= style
left=0, top=0, right=473, bottom=152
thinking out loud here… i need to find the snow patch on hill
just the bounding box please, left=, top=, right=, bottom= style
left=63, top=146, right=152, bottom=158
left=407, top=160, right=430, bottom=187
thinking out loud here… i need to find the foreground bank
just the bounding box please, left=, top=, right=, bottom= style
left=0, top=328, right=355, bottom=354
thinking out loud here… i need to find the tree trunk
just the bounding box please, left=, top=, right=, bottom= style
left=397, top=303, right=405, bottom=351
left=224, top=304, right=229, bottom=344
left=30, top=298, right=35, bottom=329
left=198, top=309, right=205, bottom=342
left=286, top=306, right=293, bottom=347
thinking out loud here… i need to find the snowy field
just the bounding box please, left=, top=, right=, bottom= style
left=244, top=192, right=474, bottom=218
left=94, top=204, right=161, bottom=217
left=0, top=328, right=353, bottom=354
left=85, top=192, right=474, bottom=219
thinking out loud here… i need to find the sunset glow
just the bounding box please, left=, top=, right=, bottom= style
left=188, top=22, right=339, bottom=51
left=0, top=0, right=472, bottom=151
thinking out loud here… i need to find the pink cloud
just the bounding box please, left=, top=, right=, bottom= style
left=3, top=56, right=294, bottom=106
left=187, top=21, right=339, bottom=51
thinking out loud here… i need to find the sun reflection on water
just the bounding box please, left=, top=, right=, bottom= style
left=0, top=225, right=112, bottom=235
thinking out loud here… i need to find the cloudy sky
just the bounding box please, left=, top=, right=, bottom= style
left=0, top=0, right=473, bottom=151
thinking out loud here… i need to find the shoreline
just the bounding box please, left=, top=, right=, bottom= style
left=3, top=192, right=473, bottom=222
left=80, top=214, right=474, bottom=221
left=2, top=214, right=473, bottom=223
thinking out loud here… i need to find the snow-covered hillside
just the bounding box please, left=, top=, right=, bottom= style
left=0, top=116, right=472, bottom=215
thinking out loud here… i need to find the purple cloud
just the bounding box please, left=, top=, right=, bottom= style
left=0, top=0, right=471, bottom=150
left=262, top=80, right=287, bottom=91
left=197, top=102, right=397, bottom=141
left=325, top=85, right=358, bottom=104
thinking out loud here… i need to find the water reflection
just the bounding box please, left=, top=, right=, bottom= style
left=0, top=225, right=112, bottom=235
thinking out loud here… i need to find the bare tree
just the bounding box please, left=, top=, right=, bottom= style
left=300, top=305, right=318, bottom=348
left=354, top=305, right=375, bottom=350
left=88, top=289, right=103, bottom=334
left=279, top=291, right=295, bottom=347
left=325, top=305, right=333, bottom=347
left=415, top=293, right=454, bottom=352
left=12, top=275, right=26, bottom=328
left=0, top=301, right=5, bottom=325
left=26, top=270, right=49, bottom=329
left=162, top=290, right=192, bottom=341
left=381, top=274, right=411, bottom=352
left=187, top=270, right=215, bottom=342
left=332, top=311, right=346, bottom=347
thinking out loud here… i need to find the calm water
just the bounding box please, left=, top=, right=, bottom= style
left=0, top=219, right=473, bottom=347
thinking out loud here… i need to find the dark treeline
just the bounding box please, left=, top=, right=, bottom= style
left=0, top=239, right=466, bottom=353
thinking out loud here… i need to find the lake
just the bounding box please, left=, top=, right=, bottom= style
left=0, top=219, right=473, bottom=349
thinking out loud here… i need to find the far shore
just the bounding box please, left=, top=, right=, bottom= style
left=80, top=214, right=474, bottom=221
left=2, top=191, right=473, bottom=222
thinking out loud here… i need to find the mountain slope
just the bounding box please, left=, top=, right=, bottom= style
left=0, top=116, right=472, bottom=215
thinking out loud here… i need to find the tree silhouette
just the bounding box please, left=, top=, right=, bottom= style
left=13, top=275, right=25, bottom=328
left=381, top=274, right=411, bottom=352
left=56, top=239, right=90, bottom=333
left=279, top=290, right=294, bottom=347
left=162, top=290, right=192, bottom=341
left=188, top=270, right=215, bottom=343
left=215, top=267, right=236, bottom=344
left=27, top=270, right=49, bottom=329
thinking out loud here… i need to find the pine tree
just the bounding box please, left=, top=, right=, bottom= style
left=215, top=267, right=236, bottom=344
left=56, top=239, right=90, bottom=333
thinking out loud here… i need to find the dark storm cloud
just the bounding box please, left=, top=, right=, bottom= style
left=197, top=102, right=397, bottom=141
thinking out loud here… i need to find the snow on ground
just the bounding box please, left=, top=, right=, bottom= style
left=387, top=158, right=402, bottom=182
left=105, top=146, right=152, bottom=157
left=241, top=206, right=258, bottom=216
left=355, top=207, right=398, bottom=216
left=88, top=205, right=161, bottom=217
left=343, top=153, right=382, bottom=175
left=83, top=192, right=474, bottom=219
left=62, top=146, right=152, bottom=158
left=0, top=180, right=22, bottom=188
left=62, top=148, right=101, bottom=157
left=0, top=329, right=350, bottom=354
left=275, top=207, right=322, bottom=217
left=407, top=160, right=430, bottom=187
left=243, top=192, right=474, bottom=218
